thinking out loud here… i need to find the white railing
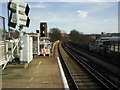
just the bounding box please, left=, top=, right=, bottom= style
left=0, top=40, right=6, bottom=66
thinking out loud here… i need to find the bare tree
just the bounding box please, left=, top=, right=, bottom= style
left=69, top=30, right=94, bottom=44
left=69, top=30, right=81, bottom=42
left=49, top=28, right=61, bottom=42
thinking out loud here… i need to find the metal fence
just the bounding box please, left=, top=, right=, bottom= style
left=0, top=16, right=3, bottom=41
left=0, top=16, right=5, bottom=90
left=0, top=16, right=6, bottom=66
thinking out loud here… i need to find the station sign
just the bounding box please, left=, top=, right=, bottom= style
left=42, top=49, right=46, bottom=54
left=47, top=43, right=51, bottom=49
left=41, top=49, right=50, bottom=54
left=46, top=49, right=50, bottom=54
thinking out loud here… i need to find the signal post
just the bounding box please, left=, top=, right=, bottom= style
left=39, top=22, right=51, bottom=56
left=4, top=0, right=30, bottom=67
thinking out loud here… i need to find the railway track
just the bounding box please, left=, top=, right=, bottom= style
left=65, top=42, right=120, bottom=88
left=58, top=42, right=119, bottom=89
left=58, top=43, right=102, bottom=89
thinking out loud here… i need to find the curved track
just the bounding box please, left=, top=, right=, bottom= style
left=58, top=42, right=119, bottom=89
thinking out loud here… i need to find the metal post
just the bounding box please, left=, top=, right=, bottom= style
left=7, top=0, right=12, bottom=62
left=37, top=33, right=40, bottom=55
left=8, top=1, right=10, bottom=40
left=114, top=44, right=115, bottom=52
left=17, top=43, right=19, bottom=56
left=2, top=17, right=7, bottom=62
left=118, top=41, right=120, bottom=52
left=19, top=26, right=24, bottom=64
left=20, top=47, right=23, bottom=63
left=43, top=39, right=45, bottom=56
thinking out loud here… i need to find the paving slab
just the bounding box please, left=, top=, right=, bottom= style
left=2, top=56, right=64, bottom=88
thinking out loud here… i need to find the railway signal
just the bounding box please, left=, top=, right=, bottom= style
left=40, top=22, right=47, bottom=37
left=8, top=12, right=17, bottom=28
left=7, top=0, right=31, bottom=65
left=8, top=0, right=30, bottom=28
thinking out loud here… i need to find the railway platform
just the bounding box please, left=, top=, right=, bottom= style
left=2, top=56, right=63, bottom=88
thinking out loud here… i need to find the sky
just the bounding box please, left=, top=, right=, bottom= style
left=0, top=0, right=119, bottom=34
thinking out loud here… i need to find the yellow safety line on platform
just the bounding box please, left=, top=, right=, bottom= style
left=30, top=77, right=33, bottom=80
left=37, top=61, right=42, bottom=69
left=39, top=61, right=42, bottom=65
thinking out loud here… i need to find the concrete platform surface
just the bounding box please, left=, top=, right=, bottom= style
left=2, top=56, right=63, bottom=88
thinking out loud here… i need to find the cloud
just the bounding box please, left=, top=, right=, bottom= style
left=77, top=10, right=88, bottom=18
left=103, top=19, right=109, bottom=22
left=31, top=11, right=73, bottom=24
left=87, top=2, right=117, bottom=13
left=28, top=2, right=117, bottom=34
left=30, top=2, right=49, bottom=8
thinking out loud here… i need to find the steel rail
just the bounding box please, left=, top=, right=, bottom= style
left=58, top=43, right=78, bottom=89
left=63, top=43, right=119, bottom=89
